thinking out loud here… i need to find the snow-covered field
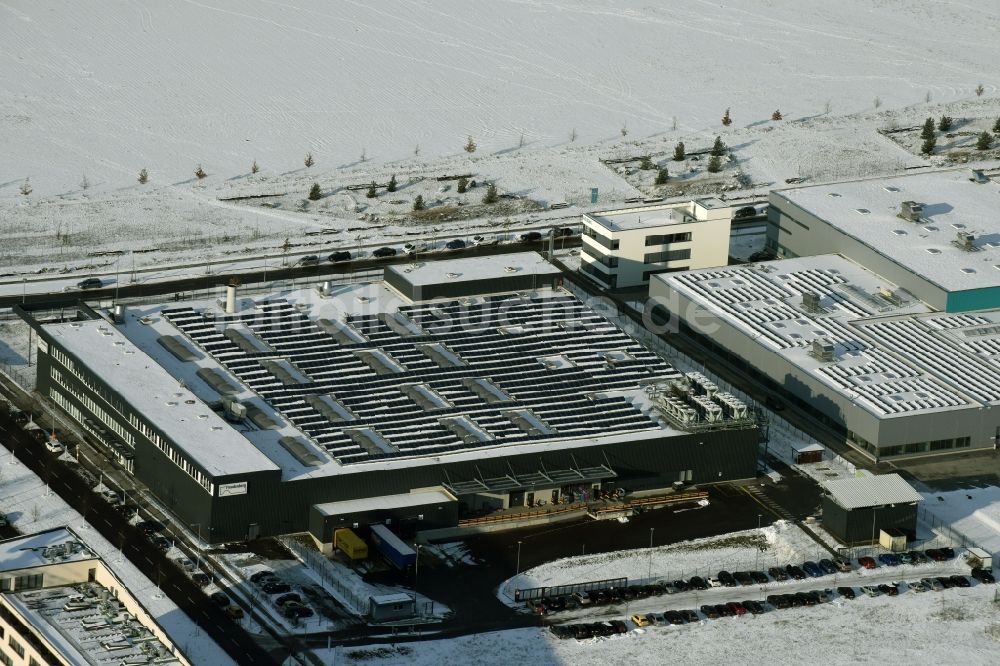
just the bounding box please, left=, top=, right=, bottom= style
left=3, top=1, right=1000, bottom=277
left=921, top=486, right=1000, bottom=555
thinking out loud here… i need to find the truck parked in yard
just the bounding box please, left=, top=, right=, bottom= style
left=369, top=524, right=416, bottom=569
left=333, top=528, right=368, bottom=560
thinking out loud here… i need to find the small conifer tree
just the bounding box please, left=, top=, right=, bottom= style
left=19, top=178, right=32, bottom=196
left=251, top=160, right=259, bottom=174
left=721, top=108, right=732, bottom=126
left=710, top=136, right=726, bottom=157
left=920, top=118, right=935, bottom=141
left=993, top=117, right=1000, bottom=134
left=771, top=109, right=782, bottom=121
left=304, top=152, right=314, bottom=168
left=640, top=155, right=654, bottom=170
left=464, top=136, right=477, bottom=153
left=308, top=183, right=322, bottom=200
left=137, top=168, right=149, bottom=184
left=707, top=155, right=722, bottom=173
left=366, top=181, right=377, bottom=198
left=195, top=164, right=207, bottom=179
left=457, top=177, right=468, bottom=193
left=975, top=83, right=985, bottom=97
left=920, top=136, right=936, bottom=155
left=938, top=116, right=953, bottom=132
left=413, top=195, right=425, bottom=211
left=387, top=174, right=397, bottom=192
left=483, top=184, right=498, bottom=204
left=977, top=132, right=994, bottom=151
left=673, top=142, right=685, bottom=161
left=655, top=168, right=669, bottom=185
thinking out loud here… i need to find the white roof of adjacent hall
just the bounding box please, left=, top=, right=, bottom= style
left=823, top=473, right=923, bottom=510
left=388, top=251, right=561, bottom=287
left=657, top=253, right=1000, bottom=418
left=584, top=198, right=727, bottom=232
left=773, top=170, right=1000, bottom=292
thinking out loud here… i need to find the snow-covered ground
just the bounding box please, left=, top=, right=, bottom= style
left=2, top=1, right=1000, bottom=278
left=0, top=444, right=235, bottom=665
left=920, top=486, right=1000, bottom=555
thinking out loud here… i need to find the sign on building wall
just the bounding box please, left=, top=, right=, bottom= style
left=218, top=482, right=248, bottom=497
left=37, top=338, right=49, bottom=354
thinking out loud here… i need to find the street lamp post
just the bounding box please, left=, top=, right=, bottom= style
left=756, top=514, right=762, bottom=571
left=515, top=540, right=523, bottom=576
left=871, top=506, right=880, bottom=554
left=648, top=528, right=655, bottom=580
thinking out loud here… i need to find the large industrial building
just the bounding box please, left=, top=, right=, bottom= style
left=767, top=169, right=1000, bottom=312
left=652, top=252, right=1000, bottom=460
left=19, top=253, right=759, bottom=546
left=580, top=198, right=732, bottom=289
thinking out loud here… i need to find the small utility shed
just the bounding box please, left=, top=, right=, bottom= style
left=821, top=473, right=923, bottom=545
left=794, top=442, right=825, bottom=465
left=368, top=593, right=416, bottom=623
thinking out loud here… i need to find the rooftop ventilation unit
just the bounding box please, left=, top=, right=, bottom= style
left=877, top=286, right=902, bottom=305
left=898, top=201, right=923, bottom=222
left=801, top=291, right=821, bottom=311
left=953, top=231, right=979, bottom=252
left=811, top=338, right=835, bottom=362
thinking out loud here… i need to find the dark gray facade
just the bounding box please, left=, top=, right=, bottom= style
left=308, top=498, right=459, bottom=545
left=384, top=266, right=561, bottom=301
left=821, top=496, right=918, bottom=545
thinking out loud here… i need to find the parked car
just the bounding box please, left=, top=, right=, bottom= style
left=519, top=231, right=543, bottom=242
left=801, top=561, right=823, bottom=577
left=896, top=552, right=913, bottom=565
left=877, top=554, right=899, bottom=567
left=100, top=489, right=120, bottom=503
left=372, top=246, right=397, bottom=258
left=680, top=609, right=699, bottom=623
left=857, top=557, right=877, bottom=570
left=77, top=277, right=103, bottom=289
left=743, top=600, right=765, bottom=615
left=715, top=603, right=734, bottom=617
left=275, top=593, right=302, bottom=607
left=877, top=583, right=898, bottom=597
left=936, top=576, right=955, bottom=589
left=733, top=571, right=753, bottom=586
left=297, top=254, right=320, bottom=266
left=725, top=601, right=747, bottom=616
left=472, top=235, right=498, bottom=246
left=550, top=625, right=575, bottom=640
left=328, top=250, right=352, bottom=262
left=734, top=206, right=758, bottom=219
left=664, top=610, right=686, bottom=625
left=174, top=557, right=196, bottom=572
left=818, top=559, right=839, bottom=575
left=707, top=577, right=722, bottom=588
left=939, top=547, right=956, bottom=560
left=689, top=576, right=709, bottom=590
left=717, top=570, right=737, bottom=587
left=210, top=591, right=229, bottom=606
left=908, top=550, right=928, bottom=564
left=150, top=536, right=171, bottom=552
left=837, top=586, right=856, bottom=600
left=554, top=227, right=575, bottom=237
left=768, top=567, right=788, bottom=582
left=671, top=579, right=692, bottom=592
left=972, top=568, right=996, bottom=584
left=283, top=602, right=314, bottom=619
left=571, top=591, right=591, bottom=606
left=191, top=573, right=211, bottom=587
left=630, top=613, right=652, bottom=628
left=136, top=520, right=165, bottom=536
left=225, top=605, right=244, bottom=620
left=445, top=239, right=467, bottom=250
left=785, top=564, right=807, bottom=580
left=949, top=575, right=971, bottom=588
left=766, top=594, right=791, bottom=609
left=921, top=577, right=944, bottom=591
left=833, top=557, right=853, bottom=572
left=907, top=580, right=927, bottom=593
left=262, top=581, right=291, bottom=595
left=250, top=570, right=276, bottom=584
left=45, top=439, right=64, bottom=454
left=649, top=612, right=668, bottom=626
left=700, top=604, right=720, bottom=619
left=749, top=570, right=769, bottom=585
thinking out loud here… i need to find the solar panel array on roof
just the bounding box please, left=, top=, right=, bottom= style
left=162, top=291, right=679, bottom=464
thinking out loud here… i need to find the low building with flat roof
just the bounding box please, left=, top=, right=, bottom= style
left=580, top=199, right=731, bottom=289
left=768, top=169, right=1000, bottom=312
left=821, top=473, right=923, bottom=544
left=0, top=527, right=193, bottom=666
left=652, top=252, right=1000, bottom=460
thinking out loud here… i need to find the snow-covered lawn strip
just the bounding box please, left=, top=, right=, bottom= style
left=0, top=454, right=235, bottom=665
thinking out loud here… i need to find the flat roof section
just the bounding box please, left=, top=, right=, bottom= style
left=0, top=528, right=96, bottom=571
left=585, top=203, right=687, bottom=232
left=387, top=251, right=561, bottom=287
left=657, top=254, right=1000, bottom=418
left=775, top=170, right=1000, bottom=292
left=823, top=473, right=924, bottom=510
left=315, top=488, right=455, bottom=516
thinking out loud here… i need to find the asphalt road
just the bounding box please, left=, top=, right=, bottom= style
left=0, top=412, right=281, bottom=665
left=2, top=237, right=581, bottom=308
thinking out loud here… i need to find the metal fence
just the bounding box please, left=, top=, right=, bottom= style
left=514, top=576, right=628, bottom=603
left=279, top=537, right=369, bottom=617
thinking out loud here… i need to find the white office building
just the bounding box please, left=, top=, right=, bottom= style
left=580, top=198, right=732, bottom=289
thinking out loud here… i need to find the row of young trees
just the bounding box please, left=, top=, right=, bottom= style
left=920, top=115, right=1000, bottom=154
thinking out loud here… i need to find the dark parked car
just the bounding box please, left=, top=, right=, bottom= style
left=715, top=603, right=734, bottom=617
left=664, top=610, right=686, bottom=625
left=785, top=564, right=807, bottom=580
left=797, top=591, right=819, bottom=606
left=939, top=547, right=956, bottom=560
left=609, top=620, right=628, bottom=634
left=328, top=250, right=352, bottom=262
left=373, top=246, right=397, bottom=258
left=749, top=570, right=769, bottom=585
left=700, top=604, right=720, bottom=619
left=689, top=576, right=709, bottom=590
left=136, top=520, right=165, bottom=536
left=936, top=576, right=955, bottom=589
left=77, top=277, right=103, bottom=289
left=445, top=239, right=467, bottom=250
left=250, top=570, right=276, bottom=584
left=907, top=550, right=928, bottom=564
left=519, top=231, right=543, bottom=242
left=734, top=206, right=757, bottom=218
left=725, top=601, right=747, bottom=616
left=263, top=581, right=291, bottom=595
left=733, top=571, right=754, bottom=586
left=972, top=568, right=996, bottom=584
left=743, top=600, right=765, bottom=615
left=680, top=609, right=699, bottom=623
left=877, top=554, right=899, bottom=567
left=801, top=561, right=823, bottom=578
left=818, top=559, right=838, bottom=575
left=297, top=254, right=320, bottom=266
left=949, top=575, right=971, bottom=588
left=877, top=583, right=898, bottom=596
left=717, top=571, right=737, bottom=587
left=283, top=603, right=314, bottom=619
left=768, top=567, right=788, bottom=582
left=210, top=591, right=229, bottom=606
left=150, top=536, right=170, bottom=551
left=555, top=227, right=575, bottom=237
left=191, top=573, right=211, bottom=587
left=671, top=579, right=692, bottom=592
left=837, top=586, right=856, bottom=600
left=857, top=557, right=877, bottom=570
left=766, top=594, right=791, bottom=609
left=275, top=593, right=302, bottom=607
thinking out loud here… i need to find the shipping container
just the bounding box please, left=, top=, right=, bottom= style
left=369, top=524, right=416, bottom=569
left=333, top=528, right=368, bottom=560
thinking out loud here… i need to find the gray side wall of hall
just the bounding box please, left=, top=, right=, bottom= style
left=649, top=278, right=999, bottom=457
left=766, top=191, right=949, bottom=311
left=29, top=312, right=758, bottom=544
left=309, top=498, right=459, bottom=546
left=820, top=497, right=918, bottom=545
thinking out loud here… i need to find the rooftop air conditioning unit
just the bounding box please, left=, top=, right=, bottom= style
left=812, top=338, right=835, bottom=362
left=898, top=201, right=923, bottom=222
left=801, top=291, right=821, bottom=311
left=877, top=286, right=902, bottom=305
left=955, top=231, right=977, bottom=251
